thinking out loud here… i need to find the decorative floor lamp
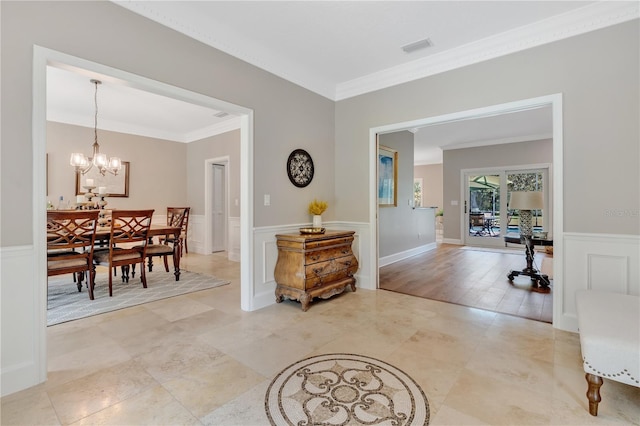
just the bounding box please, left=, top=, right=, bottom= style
left=509, top=191, right=543, bottom=237
left=506, top=191, right=551, bottom=292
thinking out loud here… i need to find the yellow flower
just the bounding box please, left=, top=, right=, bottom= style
left=308, top=199, right=328, bottom=215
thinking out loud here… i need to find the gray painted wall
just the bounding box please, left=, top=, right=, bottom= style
left=47, top=122, right=241, bottom=218
left=414, top=163, right=443, bottom=210
left=1, top=0, right=335, bottom=247
left=379, top=131, right=435, bottom=257
left=187, top=130, right=241, bottom=217
left=47, top=122, right=188, bottom=213
left=335, top=20, right=639, bottom=237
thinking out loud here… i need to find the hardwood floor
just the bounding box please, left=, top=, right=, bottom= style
left=379, top=243, right=553, bottom=323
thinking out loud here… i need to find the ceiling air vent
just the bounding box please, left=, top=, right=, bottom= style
left=401, top=38, right=433, bottom=54
left=214, top=111, right=229, bottom=118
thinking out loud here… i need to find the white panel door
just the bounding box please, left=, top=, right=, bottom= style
left=211, top=164, right=226, bottom=253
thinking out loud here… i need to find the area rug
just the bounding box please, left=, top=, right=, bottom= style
left=47, top=270, right=230, bottom=326
left=265, top=353, right=430, bottom=426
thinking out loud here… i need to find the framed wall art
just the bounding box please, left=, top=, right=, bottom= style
left=378, top=145, right=397, bottom=207
left=75, top=161, right=130, bottom=197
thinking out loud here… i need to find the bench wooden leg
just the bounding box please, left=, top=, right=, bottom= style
left=586, top=373, right=603, bottom=416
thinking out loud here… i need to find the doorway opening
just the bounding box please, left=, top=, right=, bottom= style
left=205, top=157, right=229, bottom=255
left=370, top=94, right=563, bottom=326
left=33, top=46, right=255, bottom=384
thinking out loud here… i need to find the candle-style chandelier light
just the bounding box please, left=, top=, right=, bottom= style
left=70, top=79, right=122, bottom=176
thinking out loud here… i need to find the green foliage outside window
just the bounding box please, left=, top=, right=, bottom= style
left=413, top=181, right=422, bottom=207
left=469, top=172, right=544, bottom=216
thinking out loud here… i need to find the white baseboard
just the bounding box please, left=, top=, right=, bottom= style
left=379, top=243, right=437, bottom=267
left=443, top=238, right=462, bottom=245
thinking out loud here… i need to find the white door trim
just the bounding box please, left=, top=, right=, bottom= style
left=32, top=46, right=255, bottom=388
left=204, top=157, right=230, bottom=254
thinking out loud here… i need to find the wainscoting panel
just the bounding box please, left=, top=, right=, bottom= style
left=189, top=214, right=204, bottom=254
left=328, top=222, right=372, bottom=290
left=188, top=215, right=240, bottom=262
left=252, top=227, right=281, bottom=310
left=250, top=222, right=371, bottom=311
left=588, top=254, right=629, bottom=293
left=560, top=232, right=639, bottom=332
left=1, top=245, right=46, bottom=397
left=228, top=217, right=240, bottom=262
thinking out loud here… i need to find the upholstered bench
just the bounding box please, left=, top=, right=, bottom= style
left=575, top=290, right=640, bottom=416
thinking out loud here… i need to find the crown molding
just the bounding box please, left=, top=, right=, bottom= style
left=114, top=0, right=337, bottom=100
left=440, top=133, right=553, bottom=152
left=183, top=116, right=242, bottom=142
left=48, top=112, right=241, bottom=144
left=114, top=1, right=638, bottom=102
left=335, top=2, right=639, bottom=100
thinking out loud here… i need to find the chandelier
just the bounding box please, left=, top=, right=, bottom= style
left=70, top=79, right=122, bottom=176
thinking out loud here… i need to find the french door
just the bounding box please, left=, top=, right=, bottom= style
left=464, top=167, right=549, bottom=247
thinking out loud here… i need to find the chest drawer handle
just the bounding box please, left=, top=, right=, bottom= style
left=310, top=255, right=320, bottom=261
left=344, top=260, right=352, bottom=267
left=313, top=267, right=324, bottom=274
left=341, top=249, right=350, bottom=254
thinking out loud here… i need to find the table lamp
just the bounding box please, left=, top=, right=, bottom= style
left=509, top=191, right=543, bottom=237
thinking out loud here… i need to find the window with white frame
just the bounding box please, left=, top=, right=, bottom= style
left=413, top=178, right=423, bottom=207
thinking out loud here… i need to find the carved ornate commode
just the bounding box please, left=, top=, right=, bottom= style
left=274, top=230, right=358, bottom=311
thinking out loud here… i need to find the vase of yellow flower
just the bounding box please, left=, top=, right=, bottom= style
left=308, top=199, right=328, bottom=228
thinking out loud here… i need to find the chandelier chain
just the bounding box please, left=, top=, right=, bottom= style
left=93, top=80, right=99, bottom=146
left=70, top=79, right=121, bottom=176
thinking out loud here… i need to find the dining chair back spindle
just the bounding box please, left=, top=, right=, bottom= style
left=93, top=209, right=154, bottom=297
left=47, top=210, right=100, bottom=300
left=160, top=207, right=190, bottom=255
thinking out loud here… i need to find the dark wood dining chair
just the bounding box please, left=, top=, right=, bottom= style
left=47, top=210, right=100, bottom=300
left=93, top=209, right=154, bottom=297
left=159, top=207, right=190, bottom=255
left=140, top=208, right=187, bottom=274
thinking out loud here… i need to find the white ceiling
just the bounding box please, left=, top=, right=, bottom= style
left=46, top=65, right=241, bottom=143
left=47, top=1, right=638, bottom=164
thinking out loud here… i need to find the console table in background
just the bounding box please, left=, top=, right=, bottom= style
left=504, top=234, right=553, bottom=293
left=274, top=230, right=358, bottom=311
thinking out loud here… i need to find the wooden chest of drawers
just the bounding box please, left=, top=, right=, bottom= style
left=274, top=230, right=358, bottom=311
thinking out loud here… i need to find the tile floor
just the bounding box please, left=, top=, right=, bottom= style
left=2, top=253, right=639, bottom=425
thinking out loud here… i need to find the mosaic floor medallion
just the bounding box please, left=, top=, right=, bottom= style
left=265, top=353, right=430, bottom=425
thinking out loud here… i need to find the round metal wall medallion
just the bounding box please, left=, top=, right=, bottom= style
left=287, top=149, right=314, bottom=188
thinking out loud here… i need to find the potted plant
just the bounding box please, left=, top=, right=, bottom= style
left=308, top=199, right=328, bottom=228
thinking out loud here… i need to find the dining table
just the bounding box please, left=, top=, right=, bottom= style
left=94, top=224, right=183, bottom=281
